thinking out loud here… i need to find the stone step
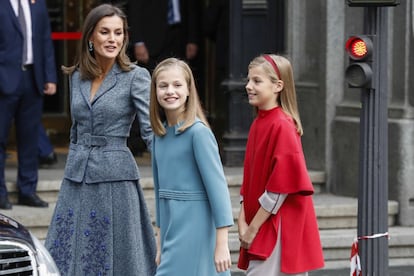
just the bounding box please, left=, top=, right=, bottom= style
left=1, top=203, right=55, bottom=240
left=4, top=172, right=399, bottom=234
left=0, top=193, right=400, bottom=239
left=2, top=211, right=412, bottom=272
left=4, top=156, right=410, bottom=271
left=133, top=193, right=399, bottom=232
left=228, top=227, right=414, bottom=271
left=4, top=167, right=326, bottom=203
left=222, top=170, right=327, bottom=194
left=313, top=193, right=399, bottom=229
left=5, top=168, right=64, bottom=204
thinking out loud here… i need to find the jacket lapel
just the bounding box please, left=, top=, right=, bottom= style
left=90, top=63, right=121, bottom=105
left=79, top=78, right=92, bottom=109
left=6, top=0, right=24, bottom=37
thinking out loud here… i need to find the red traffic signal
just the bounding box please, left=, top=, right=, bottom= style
left=345, top=36, right=373, bottom=61
left=345, top=35, right=374, bottom=88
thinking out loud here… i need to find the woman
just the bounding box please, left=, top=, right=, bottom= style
left=45, top=4, right=156, bottom=275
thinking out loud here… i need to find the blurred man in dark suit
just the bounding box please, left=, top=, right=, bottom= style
left=0, top=0, right=57, bottom=209
left=127, top=0, right=201, bottom=71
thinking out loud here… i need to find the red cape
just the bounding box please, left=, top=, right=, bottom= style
left=238, top=107, right=324, bottom=273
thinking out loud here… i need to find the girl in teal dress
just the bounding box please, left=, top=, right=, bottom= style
left=149, top=58, right=234, bottom=275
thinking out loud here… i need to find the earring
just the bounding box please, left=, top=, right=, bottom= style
left=88, top=41, right=94, bottom=52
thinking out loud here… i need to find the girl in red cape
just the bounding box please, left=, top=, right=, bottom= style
left=238, top=54, right=324, bottom=275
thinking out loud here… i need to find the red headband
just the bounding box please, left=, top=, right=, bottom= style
left=263, top=55, right=281, bottom=80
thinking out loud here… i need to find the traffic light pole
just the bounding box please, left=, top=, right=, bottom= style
left=357, top=6, right=389, bottom=275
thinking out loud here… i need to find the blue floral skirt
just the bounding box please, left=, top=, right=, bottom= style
left=45, top=179, right=156, bottom=276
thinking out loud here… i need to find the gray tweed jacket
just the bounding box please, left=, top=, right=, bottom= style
left=63, top=63, right=152, bottom=184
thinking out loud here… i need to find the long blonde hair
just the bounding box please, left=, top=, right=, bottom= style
left=248, top=54, right=304, bottom=136
left=150, top=58, right=209, bottom=136
left=62, top=4, right=132, bottom=78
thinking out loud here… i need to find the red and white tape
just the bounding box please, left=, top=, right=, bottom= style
left=350, top=232, right=389, bottom=276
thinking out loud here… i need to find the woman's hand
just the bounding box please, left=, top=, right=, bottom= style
left=215, top=227, right=232, bottom=272
left=155, top=227, right=161, bottom=266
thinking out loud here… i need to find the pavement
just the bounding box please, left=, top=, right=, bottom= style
left=230, top=266, right=414, bottom=276
left=308, top=266, right=414, bottom=276
left=231, top=266, right=414, bottom=275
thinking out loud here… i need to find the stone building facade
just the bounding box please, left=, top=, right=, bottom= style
left=222, top=0, right=414, bottom=226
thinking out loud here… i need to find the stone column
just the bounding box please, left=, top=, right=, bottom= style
left=325, top=0, right=346, bottom=191
left=286, top=0, right=327, bottom=172
left=387, top=0, right=414, bottom=226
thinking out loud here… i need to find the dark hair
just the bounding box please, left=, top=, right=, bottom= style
left=63, top=4, right=131, bottom=78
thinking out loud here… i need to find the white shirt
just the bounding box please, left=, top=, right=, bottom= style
left=169, top=0, right=181, bottom=25
left=9, top=0, right=34, bottom=65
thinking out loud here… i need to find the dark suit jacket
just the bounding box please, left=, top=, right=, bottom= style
left=127, top=0, right=201, bottom=60
left=0, top=0, right=57, bottom=95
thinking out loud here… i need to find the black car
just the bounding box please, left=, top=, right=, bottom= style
left=0, top=213, right=60, bottom=275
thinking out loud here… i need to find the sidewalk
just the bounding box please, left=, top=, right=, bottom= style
left=231, top=266, right=414, bottom=276
left=308, top=266, right=414, bottom=276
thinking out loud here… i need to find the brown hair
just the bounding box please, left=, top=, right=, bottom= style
left=150, top=58, right=209, bottom=136
left=248, top=54, right=304, bottom=135
left=62, top=4, right=131, bottom=78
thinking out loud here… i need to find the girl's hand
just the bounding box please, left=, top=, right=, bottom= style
left=240, top=226, right=258, bottom=249
left=214, top=243, right=232, bottom=272
left=238, top=202, right=249, bottom=243
left=215, top=227, right=232, bottom=272
left=238, top=219, right=249, bottom=239
left=239, top=206, right=271, bottom=249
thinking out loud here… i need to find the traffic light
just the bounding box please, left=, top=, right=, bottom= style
left=345, top=35, right=374, bottom=88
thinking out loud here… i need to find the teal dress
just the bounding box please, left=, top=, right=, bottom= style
left=152, top=120, right=233, bottom=276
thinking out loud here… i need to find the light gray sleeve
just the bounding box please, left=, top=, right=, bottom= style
left=259, top=191, right=287, bottom=214
left=131, top=66, right=153, bottom=151
left=68, top=74, right=77, bottom=144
